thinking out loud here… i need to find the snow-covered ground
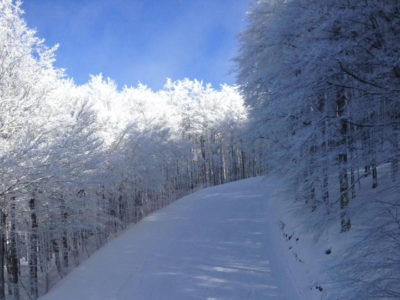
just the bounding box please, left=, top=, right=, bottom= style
left=40, top=177, right=306, bottom=300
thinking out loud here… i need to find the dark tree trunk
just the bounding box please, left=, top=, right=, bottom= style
left=7, top=199, right=19, bottom=300
left=337, top=89, right=351, bottom=232
left=29, top=198, right=38, bottom=299
left=0, top=207, right=6, bottom=300
left=60, top=196, right=69, bottom=270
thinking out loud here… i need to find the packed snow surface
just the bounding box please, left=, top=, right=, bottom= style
left=40, top=178, right=300, bottom=300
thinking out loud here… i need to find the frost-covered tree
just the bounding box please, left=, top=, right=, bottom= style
left=0, top=1, right=61, bottom=298
left=236, top=0, right=400, bottom=298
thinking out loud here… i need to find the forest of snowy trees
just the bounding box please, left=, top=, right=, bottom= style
left=0, top=1, right=268, bottom=299
left=236, top=0, right=400, bottom=298
left=1, top=0, right=400, bottom=298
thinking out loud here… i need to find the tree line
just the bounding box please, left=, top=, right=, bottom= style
left=0, top=1, right=267, bottom=299
left=236, top=0, right=400, bottom=298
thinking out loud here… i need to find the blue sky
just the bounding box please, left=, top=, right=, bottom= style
left=22, top=0, right=250, bottom=90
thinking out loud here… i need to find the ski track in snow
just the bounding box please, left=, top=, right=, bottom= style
left=40, top=178, right=300, bottom=300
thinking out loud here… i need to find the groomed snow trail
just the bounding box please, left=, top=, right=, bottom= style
left=40, top=178, right=300, bottom=300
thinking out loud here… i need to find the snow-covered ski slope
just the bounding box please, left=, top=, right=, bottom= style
left=40, top=177, right=301, bottom=300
